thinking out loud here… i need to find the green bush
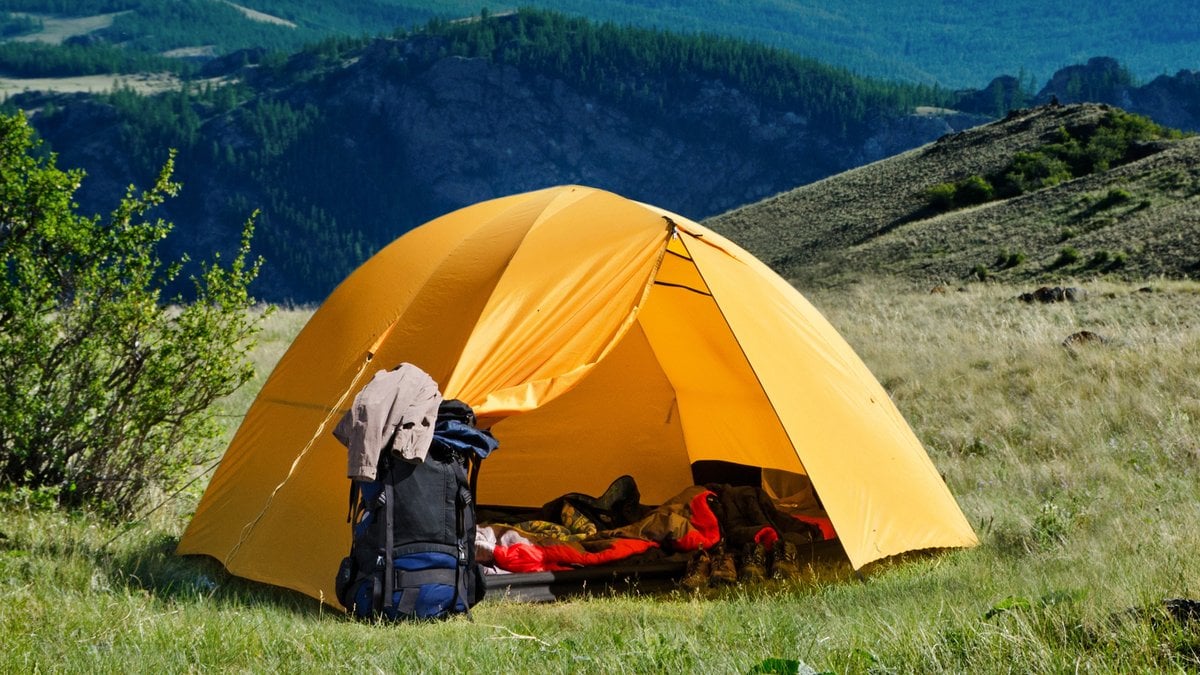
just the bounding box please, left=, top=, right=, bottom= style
left=1087, top=249, right=1127, bottom=271
left=1052, top=246, right=1081, bottom=268
left=955, top=175, right=994, bottom=205
left=925, top=176, right=995, bottom=212
left=985, top=111, right=1181, bottom=203
left=1088, top=250, right=1112, bottom=268
left=995, top=249, right=1026, bottom=269
left=1003, top=150, right=1073, bottom=194
left=925, top=182, right=958, bottom=210
left=0, top=113, right=266, bottom=516
left=1095, top=187, right=1133, bottom=210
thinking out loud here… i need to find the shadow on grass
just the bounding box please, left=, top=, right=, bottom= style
left=100, top=531, right=326, bottom=617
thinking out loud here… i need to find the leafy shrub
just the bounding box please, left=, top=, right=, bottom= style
left=1095, top=187, right=1133, bottom=210
left=994, top=249, right=1026, bottom=269
left=985, top=111, right=1180, bottom=203
left=955, top=175, right=994, bottom=205
left=0, top=484, right=60, bottom=511
left=1050, top=112, right=1178, bottom=176
left=1087, top=249, right=1127, bottom=271
left=1003, top=150, right=1073, bottom=194
left=925, top=182, right=958, bottom=210
left=1052, top=246, right=1081, bottom=268
left=0, top=113, right=266, bottom=516
left=925, top=175, right=994, bottom=212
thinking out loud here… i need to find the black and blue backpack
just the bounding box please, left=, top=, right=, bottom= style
left=335, top=399, right=498, bottom=620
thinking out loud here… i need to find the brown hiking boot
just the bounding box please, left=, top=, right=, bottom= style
left=770, top=540, right=802, bottom=581
left=681, top=549, right=712, bottom=591
left=739, top=542, right=767, bottom=583
left=709, top=542, right=737, bottom=586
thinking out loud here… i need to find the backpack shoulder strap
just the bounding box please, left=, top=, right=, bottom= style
left=454, top=458, right=473, bottom=621
left=381, top=454, right=396, bottom=614
left=468, top=453, right=482, bottom=501
left=347, top=481, right=362, bottom=524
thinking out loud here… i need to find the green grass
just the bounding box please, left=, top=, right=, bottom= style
left=3, top=280, right=1199, bottom=672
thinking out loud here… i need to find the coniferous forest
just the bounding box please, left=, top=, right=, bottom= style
left=4, top=5, right=1198, bottom=300
left=21, top=9, right=967, bottom=300
left=1, top=0, right=1196, bottom=85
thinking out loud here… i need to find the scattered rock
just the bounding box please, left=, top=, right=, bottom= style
left=1164, top=598, right=1200, bottom=623
left=1062, top=330, right=1106, bottom=349
left=1018, top=286, right=1086, bottom=303
left=1113, top=597, right=1200, bottom=628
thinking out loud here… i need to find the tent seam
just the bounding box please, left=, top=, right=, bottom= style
left=675, top=235, right=808, bottom=478
left=591, top=217, right=677, bottom=366
left=223, top=353, right=377, bottom=568
left=448, top=198, right=675, bottom=408
left=443, top=187, right=590, bottom=401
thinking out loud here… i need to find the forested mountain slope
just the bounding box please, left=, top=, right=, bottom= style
left=512, top=0, right=1200, bottom=88
left=11, top=9, right=1200, bottom=302
left=1, top=0, right=1197, bottom=87
left=24, top=10, right=984, bottom=301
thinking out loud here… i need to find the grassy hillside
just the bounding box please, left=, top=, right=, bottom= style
left=3, top=280, right=1199, bottom=670
left=707, top=103, right=1200, bottom=289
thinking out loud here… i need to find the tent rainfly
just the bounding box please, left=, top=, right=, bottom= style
left=178, top=185, right=978, bottom=603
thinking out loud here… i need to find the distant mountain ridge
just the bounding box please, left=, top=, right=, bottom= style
left=3, top=1, right=1198, bottom=87
left=954, top=56, right=1200, bottom=132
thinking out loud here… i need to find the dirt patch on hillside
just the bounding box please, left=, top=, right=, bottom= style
left=0, top=72, right=180, bottom=96
left=162, top=46, right=218, bottom=59
left=223, top=1, right=297, bottom=28
left=5, top=12, right=126, bottom=45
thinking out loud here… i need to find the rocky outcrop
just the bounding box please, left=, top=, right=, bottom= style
left=1126, top=69, right=1200, bottom=132
left=1033, top=57, right=1200, bottom=131
left=1018, top=286, right=1087, bottom=304
left=954, top=76, right=1026, bottom=117
left=945, top=58, right=1200, bottom=133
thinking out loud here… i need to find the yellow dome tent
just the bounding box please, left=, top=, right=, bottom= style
left=178, top=185, right=977, bottom=604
